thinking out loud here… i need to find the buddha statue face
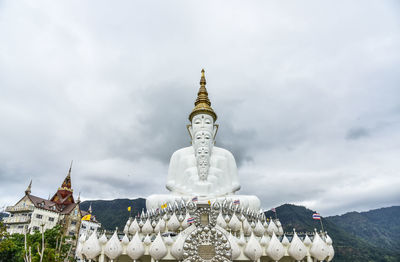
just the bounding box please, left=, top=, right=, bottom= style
left=188, top=113, right=218, bottom=142
left=193, top=130, right=213, bottom=181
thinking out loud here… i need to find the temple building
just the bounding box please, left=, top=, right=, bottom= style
left=77, top=70, right=335, bottom=262
left=4, top=164, right=82, bottom=238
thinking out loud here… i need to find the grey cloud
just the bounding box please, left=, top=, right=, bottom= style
left=346, top=127, right=370, bottom=140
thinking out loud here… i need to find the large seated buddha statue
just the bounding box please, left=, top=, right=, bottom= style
left=146, top=70, right=260, bottom=210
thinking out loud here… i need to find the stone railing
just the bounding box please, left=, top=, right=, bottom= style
left=3, top=216, right=31, bottom=224
left=5, top=205, right=34, bottom=213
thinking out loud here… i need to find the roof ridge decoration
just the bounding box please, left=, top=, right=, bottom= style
left=188, top=69, right=217, bottom=122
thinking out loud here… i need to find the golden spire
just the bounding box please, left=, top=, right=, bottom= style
left=189, top=69, right=217, bottom=121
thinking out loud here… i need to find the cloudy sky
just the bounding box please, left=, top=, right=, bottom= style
left=0, top=1, right=399, bottom=216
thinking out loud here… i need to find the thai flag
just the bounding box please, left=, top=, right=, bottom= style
left=234, top=199, right=240, bottom=205
left=192, top=196, right=198, bottom=202
left=271, top=208, right=276, bottom=213
left=313, top=213, right=321, bottom=220
left=187, top=217, right=195, bottom=224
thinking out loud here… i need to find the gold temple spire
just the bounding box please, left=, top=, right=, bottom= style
left=189, top=69, right=217, bottom=121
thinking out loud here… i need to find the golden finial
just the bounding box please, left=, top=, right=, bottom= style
left=189, top=69, right=217, bottom=121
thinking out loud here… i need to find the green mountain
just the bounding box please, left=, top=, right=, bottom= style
left=80, top=199, right=400, bottom=262
left=80, top=198, right=146, bottom=231
left=265, top=204, right=400, bottom=262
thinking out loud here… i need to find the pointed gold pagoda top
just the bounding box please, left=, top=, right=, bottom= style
left=189, top=69, right=217, bottom=122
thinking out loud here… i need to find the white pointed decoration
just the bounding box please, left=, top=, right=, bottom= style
left=263, top=221, right=269, bottom=229
left=243, top=218, right=252, bottom=236
left=244, top=232, right=263, bottom=261
left=254, top=220, right=265, bottom=237
left=326, top=234, right=335, bottom=261
left=167, top=212, right=180, bottom=231
left=99, top=233, right=108, bottom=245
left=123, top=224, right=129, bottom=235
left=171, top=231, right=185, bottom=260
left=216, top=212, right=227, bottom=229
left=82, top=229, right=101, bottom=259
left=122, top=234, right=130, bottom=245
left=310, top=232, right=329, bottom=261
left=165, top=234, right=174, bottom=246
left=75, top=233, right=85, bottom=259
left=229, top=213, right=241, bottom=232
left=281, top=235, right=290, bottom=246
left=142, top=219, right=153, bottom=235
left=288, top=231, right=307, bottom=261
left=149, top=232, right=168, bottom=261
left=129, top=219, right=140, bottom=235
left=181, top=213, right=190, bottom=230
left=303, top=234, right=312, bottom=246
left=267, top=220, right=279, bottom=235
left=278, top=226, right=284, bottom=236
left=224, top=214, right=230, bottom=223
left=127, top=232, right=145, bottom=260
left=259, top=235, right=269, bottom=248
left=266, top=232, right=285, bottom=261
left=104, top=230, right=123, bottom=260
left=237, top=232, right=246, bottom=247
left=228, top=233, right=241, bottom=259
left=154, top=220, right=162, bottom=233
left=143, top=234, right=152, bottom=246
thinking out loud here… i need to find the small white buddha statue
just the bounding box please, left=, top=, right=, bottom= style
left=146, top=69, right=260, bottom=210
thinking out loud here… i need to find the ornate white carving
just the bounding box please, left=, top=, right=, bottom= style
left=310, top=232, right=329, bottom=261
left=82, top=229, right=101, bottom=259
left=266, top=232, right=285, bottom=261
left=228, top=234, right=241, bottom=259
left=149, top=232, right=168, bottom=261
left=288, top=231, right=307, bottom=261
left=254, top=220, right=265, bottom=237
left=104, top=230, right=122, bottom=259
left=129, top=218, right=140, bottom=235
left=126, top=232, right=145, bottom=260
left=244, top=232, right=263, bottom=261
left=167, top=213, right=180, bottom=231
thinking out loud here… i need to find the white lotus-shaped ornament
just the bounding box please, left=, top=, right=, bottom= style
left=266, top=232, right=285, bottom=261
left=142, top=218, right=153, bottom=235
left=228, top=233, right=241, bottom=259
left=243, top=218, right=252, bottom=235
left=326, top=234, right=335, bottom=261
left=104, top=230, right=123, bottom=260
left=310, top=232, right=329, bottom=261
left=126, top=232, right=145, bottom=260
left=82, top=229, right=101, bottom=259
left=244, top=232, right=263, bottom=261
left=288, top=231, right=307, bottom=261
left=254, top=220, right=265, bottom=237
left=216, top=212, right=227, bottom=229
left=267, top=220, right=279, bottom=235
left=167, top=213, right=180, bottom=231
left=171, top=231, right=185, bottom=260
left=228, top=213, right=241, bottom=232
left=129, top=219, right=140, bottom=234
left=149, top=232, right=168, bottom=261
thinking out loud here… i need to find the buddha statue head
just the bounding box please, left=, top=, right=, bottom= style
left=187, top=69, right=218, bottom=142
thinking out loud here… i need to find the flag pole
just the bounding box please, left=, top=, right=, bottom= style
left=319, top=217, right=325, bottom=235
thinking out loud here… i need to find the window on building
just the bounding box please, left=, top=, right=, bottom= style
left=36, top=214, right=43, bottom=219
left=33, top=226, right=39, bottom=231
left=69, top=231, right=75, bottom=236
left=48, top=217, right=55, bottom=222
left=71, top=221, right=77, bottom=225
left=81, top=225, right=86, bottom=229
left=17, top=225, right=23, bottom=229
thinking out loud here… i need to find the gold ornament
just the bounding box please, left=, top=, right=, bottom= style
left=189, top=69, right=217, bottom=122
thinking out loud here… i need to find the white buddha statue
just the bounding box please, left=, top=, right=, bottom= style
left=146, top=70, right=260, bottom=210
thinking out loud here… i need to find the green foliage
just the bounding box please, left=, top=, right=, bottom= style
left=0, top=225, right=74, bottom=262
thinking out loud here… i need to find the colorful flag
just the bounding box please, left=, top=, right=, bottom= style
left=271, top=208, right=276, bottom=213
left=127, top=206, right=131, bottom=212
left=234, top=199, right=240, bottom=205
left=192, top=196, right=198, bottom=202
left=82, top=214, right=91, bottom=221
left=187, top=217, right=195, bottom=224
left=312, top=213, right=321, bottom=220
left=208, top=200, right=211, bottom=205
left=161, top=203, right=168, bottom=209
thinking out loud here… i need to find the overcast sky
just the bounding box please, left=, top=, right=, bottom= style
left=0, top=1, right=399, bottom=216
